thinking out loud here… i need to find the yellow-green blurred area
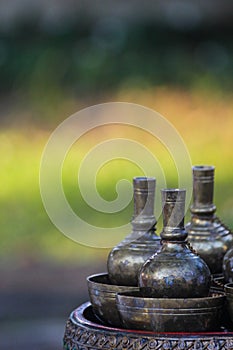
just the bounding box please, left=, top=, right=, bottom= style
left=0, top=5, right=233, bottom=265
left=2, top=89, right=233, bottom=268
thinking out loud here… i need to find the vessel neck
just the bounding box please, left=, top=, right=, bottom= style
left=160, top=189, right=188, bottom=242
left=191, top=212, right=215, bottom=221
left=161, top=240, right=189, bottom=251
left=131, top=177, right=156, bottom=232
left=191, top=165, right=216, bottom=214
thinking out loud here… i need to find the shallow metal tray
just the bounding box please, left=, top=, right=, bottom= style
left=63, top=302, right=233, bottom=349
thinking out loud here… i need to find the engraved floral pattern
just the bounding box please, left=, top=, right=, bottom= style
left=63, top=317, right=233, bottom=350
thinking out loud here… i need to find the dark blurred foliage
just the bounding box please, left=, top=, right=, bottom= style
left=0, top=18, right=233, bottom=103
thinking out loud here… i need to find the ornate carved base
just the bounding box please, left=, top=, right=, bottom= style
left=63, top=302, right=233, bottom=350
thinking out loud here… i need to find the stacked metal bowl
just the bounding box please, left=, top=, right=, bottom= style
left=87, top=273, right=138, bottom=327
left=87, top=271, right=226, bottom=332
left=224, top=283, right=233, bottom=325
left=116, top=291, right=225, bottom=332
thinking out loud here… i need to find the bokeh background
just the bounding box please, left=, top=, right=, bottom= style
left=1, top=1, right=233, bottom=348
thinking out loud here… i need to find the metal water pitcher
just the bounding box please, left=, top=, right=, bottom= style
left=186, top=165, right=233, bottom=275
left=139, top=189, right=211, bottom=298
left=107, top=177, right=160, bottom=286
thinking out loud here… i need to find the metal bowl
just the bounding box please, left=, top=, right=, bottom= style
left=225, top=283, right=233, bottom=294
left=87, top=273, right=139, bottom=327
left=224, top=283, right=233, bottom=324
left=116, top=291, right=225, bottom=332
left=211, top=276, right=225, bottom=293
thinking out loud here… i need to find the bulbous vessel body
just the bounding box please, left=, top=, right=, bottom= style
left=223, top=248, right=233, bottom=283
left=107, top=177, right=160, bottom=286
left=139, top=189, right=211, bottom=298
left=186, top=165, right=233, bottom=275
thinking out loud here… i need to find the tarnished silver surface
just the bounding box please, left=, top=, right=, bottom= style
left=225, top=283, right=233, bottom=325
left=186, top=165, right=233, bottom=275
left=139, top=189, right=211, bottom=298
left=211, top=276, right=225, bottom=293
left=87, top=273, right=138, bottom=327
left=63, top=302, right=233, bottom=350
left=116, top=291, right=225, bottom=332
left=107, top=177, right=160, bottom=286
left=223, top=248, right=233, bottom=283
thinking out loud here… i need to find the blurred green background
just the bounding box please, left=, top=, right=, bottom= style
left=1, top=1, right=233, bottom=348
